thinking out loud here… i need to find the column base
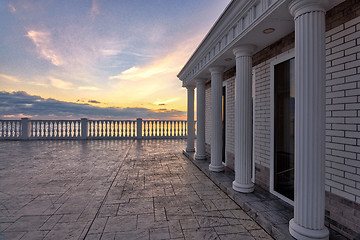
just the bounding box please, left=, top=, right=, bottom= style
left=289, top=219, right=329, bottom=240
left=209, top=164, right=224, bottom=172
left=195, top=154, right=207, bottom=160
left=186, top=148, right=195, bottom=152
left=232, top=181, right=254, bottom=193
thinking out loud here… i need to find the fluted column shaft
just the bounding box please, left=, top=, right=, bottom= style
left=186, top=86, right=195, bottom=152
left=209, top=67, right=225, bottom=172
left=195, top=79, right=206, bottom=160
left=232, top=45, right=256, bottom=193
left=289, top=1, right=329, bottom=239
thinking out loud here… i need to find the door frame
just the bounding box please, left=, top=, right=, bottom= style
left=270, top=50, right=295, bottom=206
left=222, top=84, right=226, bottom=165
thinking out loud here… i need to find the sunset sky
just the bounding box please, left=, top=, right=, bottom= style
left=0, top=0, right=230, bottom=120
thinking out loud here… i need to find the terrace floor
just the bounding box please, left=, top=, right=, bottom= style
left=0, top=139, right=273, bottom=240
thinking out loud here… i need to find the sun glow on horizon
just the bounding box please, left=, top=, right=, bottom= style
left=0, top=0, right=231, bottom=120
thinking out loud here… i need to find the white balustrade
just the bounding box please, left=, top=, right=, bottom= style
left=88, top=120, right=137, bottom=139
left=141, top=120, right=188, bottom=139
left=0, top=120, right=22, bottom=139
left=0, top=118, right=193, bottom=140
left=30, top=120, right=81, bottom=139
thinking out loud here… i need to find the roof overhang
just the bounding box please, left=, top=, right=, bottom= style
left=178, top=0, right=344, bottom=87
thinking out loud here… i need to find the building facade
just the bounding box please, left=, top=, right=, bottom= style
left=178, top=0, right=360, bottom=239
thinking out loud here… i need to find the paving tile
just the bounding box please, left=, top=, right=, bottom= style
left=168, top=220, right=183, bottom=239
left=117, top=201, right=153, bottom=216
left=98, top=204, right=119, bottom=218
left=39, top=214, right=63, bottom=231
left=202, top=200, right=218, bottom=211
left=242, top=220, right=263, bottom=231
left=0, top=231, right=26, bottom=240
left=85, top=233, right=102, bottom=240
left=166, top=206, right=193, bottom=220
left=58, top=213, right=82, bottom=223
left=19, top=230, right=49, bottom=240
left=0, top=222, right=12, bottom=232
left=154, top=207, right=167, bottom=221
left=103, top=215, right=137, bottom=233
left=196, top=215, right=229, bottom=228
left=250, top=229, right=273, bottom=239
left=100, top=232, right=116, bottom=240
left=88, top=217, right=108, bottom=234
left=43, top=228, right=83, bottom=240
left=149, top=227, right=170, bottom=240
left=179, top=217, right=199, bottom=230
left=183, top=227, right=220, bottom=240
left=0, top=140, right=272, bottom=240
left=214, top=224, right=247, bottom=234
left=219, top=232, right=255, bottom=240
left=115, top=229, right=149, bottom=240
left=212, top=199, right=240, bottom=211
left=5, top=215, right=50, bottom=232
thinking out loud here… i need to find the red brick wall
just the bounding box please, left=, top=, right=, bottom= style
left=326, top=0, right=360, bottom=31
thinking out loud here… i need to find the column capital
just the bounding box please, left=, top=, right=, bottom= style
left=195, top=78, right=206, bottom=85
left=209, top=66, right=225, bottom=74
left=289, top=0, right=328, bottom=18
left=233, top=44, right=256, bottom=57
left=185, top=85, right=195, bottom=90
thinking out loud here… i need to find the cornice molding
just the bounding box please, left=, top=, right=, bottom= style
left=178, top=0, right=284, bottom=85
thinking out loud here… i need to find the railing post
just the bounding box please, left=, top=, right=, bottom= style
left=137, top=118, right=142, bottom=140
left=21, top=118, right=31, bottom=140
left=81, top=118, right=88, bottom=140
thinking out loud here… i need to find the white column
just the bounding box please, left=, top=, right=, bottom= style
left=209, top=66, right=225, bottom=172
left=289, top=1, right=329, bottom=239
left=195, top=78, right=206, bottom=160
left=232, top=45, right=256, bottom=193
left=186, top=86, right=195, bottom=152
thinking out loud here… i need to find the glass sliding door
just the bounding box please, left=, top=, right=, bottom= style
left=274, top=58, right=295, bottom=201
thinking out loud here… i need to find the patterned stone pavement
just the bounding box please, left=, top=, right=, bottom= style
left=0, top=140, right=273, bottom=240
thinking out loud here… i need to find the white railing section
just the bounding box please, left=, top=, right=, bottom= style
left=30, top=120, right=81, bottom=139
left=0, top=118, right=193, bottom=140
left=88, top=120, right=137, bottom=139
left=142, top=120, right=187, bottom=139
left=0, top=120, right=22, bottom=139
